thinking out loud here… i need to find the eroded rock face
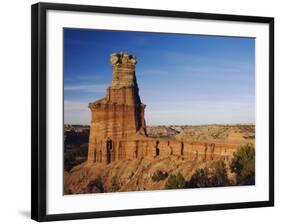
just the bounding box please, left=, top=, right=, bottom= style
left=110, top=52, right=138, bottom=89
left=88, top=52, right=146, bottom=163
left=87, top=52, right=253, bottom=165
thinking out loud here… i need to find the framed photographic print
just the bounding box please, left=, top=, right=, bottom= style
left=31, top=2, right=274, bottom=222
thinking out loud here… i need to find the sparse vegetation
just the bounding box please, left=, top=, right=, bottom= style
left=188, top=168, right=209, bottom=188
left=64, top=143, right=88, bottom=171
left=63, top=125, right=255, bottom=194
left=146, top=124, right=254, bottom=141
left=209, top=160, right=230, bottom=186
left=230, top=144, right=255, bottom=185
left=152, top=170, right=169, bottom=182
left=187, top=161, right=229, bottom=188
left=64, top=128, right=89, bottom=171
left=165, top=173, right=185, bottom=189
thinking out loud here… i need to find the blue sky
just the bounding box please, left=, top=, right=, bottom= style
left=64, top=28, right=255, bottom=125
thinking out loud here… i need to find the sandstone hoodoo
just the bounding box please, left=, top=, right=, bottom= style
left=87, top=52, right=252, bottom=165
left=88, top=52, right=146, bottom=164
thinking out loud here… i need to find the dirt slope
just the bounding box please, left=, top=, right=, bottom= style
left=64, top=156, right=212, bottom=194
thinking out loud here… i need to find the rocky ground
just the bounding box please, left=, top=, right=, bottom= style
left=64, top=124, right=254, bottom=194
left=64, top=156, right=236, bottom=194
left=146, top=124, right=255, bottom=142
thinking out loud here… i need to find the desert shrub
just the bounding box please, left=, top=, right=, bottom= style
left=78, top=143, right=88, bottom=157
left=209, top=160, right=229, bottom=186
left=86, top=176, right=104, bottom=193
left=165, top=173, right=185, bottom=189
left=64, top=143, right=88, bottom=171
left=187, top=168, right=209, bottom=188
left=64, top=131, right=89, bottom=145
left=187, top=160, right=229, bottom=188
left=230, top=144, right=255, bottom=185
left=152, top=170, right=169, bottom=182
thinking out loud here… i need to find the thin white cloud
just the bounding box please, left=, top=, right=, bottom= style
left=140, top=69, right=169, bottom=76
left=160, top=51, right=253, bottom=72
left=64, top=101, right=90, bottom=125
left=64, top=101, right=88, bottom=110
left=145, top=100, right=255, bottom=125
left=64, top=74, right=104, bottom=82
left=64, top=100, right=255, bottom=125
left=64, top=84, right=107, bottom=93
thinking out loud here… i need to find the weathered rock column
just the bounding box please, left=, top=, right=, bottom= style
left=87, top=52, right=147, bottom=164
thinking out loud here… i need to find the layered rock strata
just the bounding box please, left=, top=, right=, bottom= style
left=88, top=52, right=249, bottom=164
left=88, top=52, right=146, bottom=164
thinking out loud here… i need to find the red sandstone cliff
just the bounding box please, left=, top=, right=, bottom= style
left=88, top=52, right=146, bottom=164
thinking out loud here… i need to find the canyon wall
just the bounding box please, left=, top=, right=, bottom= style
left=88, top=138, right=238, bottom=164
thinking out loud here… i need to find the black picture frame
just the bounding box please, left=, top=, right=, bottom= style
left=31, top=2, right=274, bottom=222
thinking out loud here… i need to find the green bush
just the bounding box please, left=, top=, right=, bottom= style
left=188, top=167, right=210, bottom=188
left=152, top=170, right=169, bottom=182
left=230, top=143, right=255, bottom=185
left=209, top=160, right=229, bottom=186
left=187, top=160, right=229, bottom=188
left=165, top=173, right=185, bottom=189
